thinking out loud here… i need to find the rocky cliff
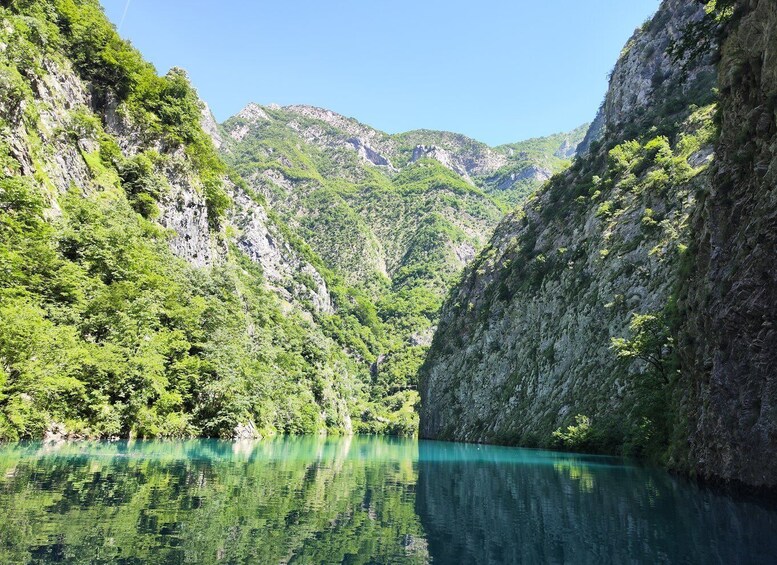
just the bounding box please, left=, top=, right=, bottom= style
left=420, top=0, right=726, bottom=463
left=679, top=0, right=777, bottom=489
left=423, top=0, right=777, bottom=490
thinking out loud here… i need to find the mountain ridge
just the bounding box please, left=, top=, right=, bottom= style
left=222, top=101, right=588, bottom=199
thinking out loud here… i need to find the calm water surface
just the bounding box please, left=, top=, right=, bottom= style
left=0, top=437, right=775, bottom=564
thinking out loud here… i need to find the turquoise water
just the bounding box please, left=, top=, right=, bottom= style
left=0, top=437, right=775, bottom=564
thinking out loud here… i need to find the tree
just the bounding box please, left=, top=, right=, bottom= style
left=611, top=312, right=673, bottom=383
left=552, top=415, right=592, bottom=449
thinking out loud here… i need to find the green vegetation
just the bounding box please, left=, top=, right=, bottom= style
left=221, top=108, right=510, bottom=433
left=43, top=0, right=231, bottom=221
left=0, top=0, right=411, bottom=439
left=552, top=415, right=592, bottom=450
left=611, top=312, right=673, bottom=383
left=0, top=172, right=365, bottom=439
left=0, top=0, right=589, bottom=441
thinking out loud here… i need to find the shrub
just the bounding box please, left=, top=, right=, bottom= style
left=552, top=415, right=592, bottom=449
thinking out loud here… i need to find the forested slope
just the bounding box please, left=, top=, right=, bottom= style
left=0, top=0, right=410, bottom=439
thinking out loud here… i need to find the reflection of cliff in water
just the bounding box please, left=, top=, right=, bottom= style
left=416, top=441, right=777, bottom=564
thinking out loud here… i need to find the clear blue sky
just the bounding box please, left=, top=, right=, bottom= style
left=100, top=0, right=659, bottom=146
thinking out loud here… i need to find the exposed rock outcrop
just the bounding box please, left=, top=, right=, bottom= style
left=419, top=0, right=748, bottom=479
left=156, top=153, right=215, bottom=268
left=680, top=0, right=777, bottom=489
left=410, top=144, right=474, bottom=181
left=346, top=136, right=391, bottom=167
left=200, top=102, right=224, bottom=149
left=229, top=185, right=333, bottom=313
left=602, top=0, right=713, bottom=139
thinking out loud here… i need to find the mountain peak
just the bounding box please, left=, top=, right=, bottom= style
left=237, top=102, right=270, bottom=122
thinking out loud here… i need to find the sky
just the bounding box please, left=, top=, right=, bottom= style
left=99, top=0, right=659, bottom=146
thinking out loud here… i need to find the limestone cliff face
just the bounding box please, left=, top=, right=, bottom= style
left=153, top=150, right=215, bottom=268
left=423, top=0, right=777, bottom=490
left=421, top=0, right=716, bottom=452
left=228, top=185, right=333, bottom=314
left=1, top=35, right=332, bottom=313
left=680, top=0, right=777, bottom=488
left=602, top=0, right=711, bottom=139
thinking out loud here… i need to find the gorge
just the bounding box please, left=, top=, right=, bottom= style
left=3, top=0, right=777, bottom=561
left=0, top=0, right=775, bottom=505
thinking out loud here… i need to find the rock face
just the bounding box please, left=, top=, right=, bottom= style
left=5, top=59, right=93, bottom=195
left=228, top=186, right=333, bottom=313
left=576, top=105, right=605, bottom=156
left=422, top=0, right=777, bottom=490
left=346, top=137, right=390, bottom=166
left=680, top=0, right=777, bottom=489
left=602, top=0, right=710, bottom=139
left=200, top=102, right=223, bottom=149
left=420, top=0, right=721, bottom=460
left=156, top=154, right=215, bottom=268
left=410, top=144, right=474, bottom=181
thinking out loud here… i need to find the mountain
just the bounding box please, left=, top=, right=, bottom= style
left=421, top=0, right=777, bottom=490
left=0, top=0, right=402, bottom=440
left=218, top=103, right=585, bottom=426
left=221, top=104, right=587, bottom=213
left=219, top=104, right=505, bottom=289
left=0, top=0, right=583, bottom=441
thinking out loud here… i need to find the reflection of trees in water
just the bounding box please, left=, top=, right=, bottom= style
left=415, top=442, right=777, bottom=564
left=0, top=438, right=427, bottom=564
left=2, top=439, right=777, bottom=564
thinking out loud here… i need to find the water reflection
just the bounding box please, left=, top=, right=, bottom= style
left=0, top=438, right=775, bottom=564
left=0, top=437, right=426, bottom=564
left=416, top=441, right=777, bottom=564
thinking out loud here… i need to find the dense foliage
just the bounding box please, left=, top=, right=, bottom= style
left=0, top=0, right=412, bottom=439
left=0, top=0, right=587, bottom=441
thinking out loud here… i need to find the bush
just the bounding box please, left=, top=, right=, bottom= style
left=552, top=415, right=592, bottom=450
